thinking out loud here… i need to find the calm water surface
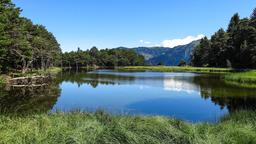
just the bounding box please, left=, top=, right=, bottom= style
left=1, top=69, right=256, bottom=122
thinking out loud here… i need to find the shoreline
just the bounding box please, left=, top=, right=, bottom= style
left=117, top=66, right=256, bottom=86
left=116, top=66, right=235, bottom=73
left=2, top=66, right=256, bottom=87
left=0, top=67, right=62, bottom=86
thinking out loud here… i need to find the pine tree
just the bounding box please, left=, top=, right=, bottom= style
left=0, top=0, right=21, bottom=72
left=210, top=29, right=228, bottom=67
left=191, top=37, right=211, bottom=67
left=227, top=13, right=240, bottom=33
left=0, top=0, right=61, bottom=72
left=251, top=8, right=256, bottom=19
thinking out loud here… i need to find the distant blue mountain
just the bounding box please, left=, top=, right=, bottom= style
left=132, top=40, right=200, bottom=66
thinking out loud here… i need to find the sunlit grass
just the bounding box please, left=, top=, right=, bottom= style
left=225, top=71, right=256, bottom=84
left=0, top=110, right=255, bottom=143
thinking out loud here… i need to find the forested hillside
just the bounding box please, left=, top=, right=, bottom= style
left=134, top=41, right=199, bottom=66
left=192, top=9, right=256, bottom=68
left=0, top=0, right=62, bottom=73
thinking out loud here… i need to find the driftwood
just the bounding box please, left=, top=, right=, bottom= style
left=11, top=84, right=48, bottom=87
left=9, top=76, right=52, bottom=86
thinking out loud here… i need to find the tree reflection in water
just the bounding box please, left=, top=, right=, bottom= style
left=0, top=70, right=256, bottom=116
left=0, top=83, right=60, bottom=114
left=193, top=75, right=256, bottom=112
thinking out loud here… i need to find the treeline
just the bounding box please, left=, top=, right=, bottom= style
left=0, top=0, right=61, bottom=73
left=192, top=8, right=256, bottom=69
left=62, top=47, right=145, bottom=68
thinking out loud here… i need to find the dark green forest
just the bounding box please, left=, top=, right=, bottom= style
left=0, top=0, right=144, bottom=74
left=61, top=47, right=145, bottom=68
left=192, top=8, right=256, bottom=68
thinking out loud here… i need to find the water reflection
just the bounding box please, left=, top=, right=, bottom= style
left=0, top=83, right=60, bottom=114
left=0, top=70, right=256, bottom=122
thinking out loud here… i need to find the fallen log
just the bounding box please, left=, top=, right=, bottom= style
left=9, top=75, right=52, bottom=86
left=11, top=84, right=48, bottom=87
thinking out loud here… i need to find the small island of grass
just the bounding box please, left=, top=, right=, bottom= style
left=225, top=71, right=256, bottom=83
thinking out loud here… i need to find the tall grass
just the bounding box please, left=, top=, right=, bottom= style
left=117, top=66, right=233, bottom=73
left=225, top=71, right=256, bottom=83
left=0, top=76, right=5, bottom=86
left=0, top=111, right=255, bottom=143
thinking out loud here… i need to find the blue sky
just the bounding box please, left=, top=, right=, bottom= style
left=13, top=0, right=255, bottom=52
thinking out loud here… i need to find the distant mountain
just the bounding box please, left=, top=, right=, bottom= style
left=132, top=40, right=200, bottom=66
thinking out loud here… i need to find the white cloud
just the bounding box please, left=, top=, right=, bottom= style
left=139, top=40, right=152, bottom=45
left=162, top=34, right=205, bottom=48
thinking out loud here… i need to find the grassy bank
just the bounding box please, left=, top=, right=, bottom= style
left=225, top=71, right=256, bottom=83
left=117, top=66, right=233, bottom=73
left=0, top=111, right=255, bottom=143
left=224, top=71, right=256, bottom=88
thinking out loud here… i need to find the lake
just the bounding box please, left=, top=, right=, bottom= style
left=1, top=69, right=256, bottom=123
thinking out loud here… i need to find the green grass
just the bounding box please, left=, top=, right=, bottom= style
left=117, top=66, right=233, bottom=73
left=225, top=71, right=256, bottom=83
left=0, top=75, right=5, bottom=86
left=0, top=75, right=10, bottom=87
left=0, top=111, right=255, bottom=144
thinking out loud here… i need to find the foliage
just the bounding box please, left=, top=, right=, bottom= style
left=0, top=111, right=255, bottom=143
left=192, top=9, right=256, bottom=69
left=62, top=47, right=145, bottom=68
left=0, top=76, right=5, bottom=86
left=178, top=59, right=186, bottom=66
left=251, top=8, right=256, bottom=19
left=0, top=0, right=61, bottom=74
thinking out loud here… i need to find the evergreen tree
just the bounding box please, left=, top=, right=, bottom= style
left=251, top=8, right=256, bottom=19
left=209, top=29, right=228, bottom=67
left=191, top=37, right=211, bottom=67
left=192, top=8, right=256, bottom=69
left=0, top=0, right=61, bottom=73
left=227, top=13, right=240, bottom=34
